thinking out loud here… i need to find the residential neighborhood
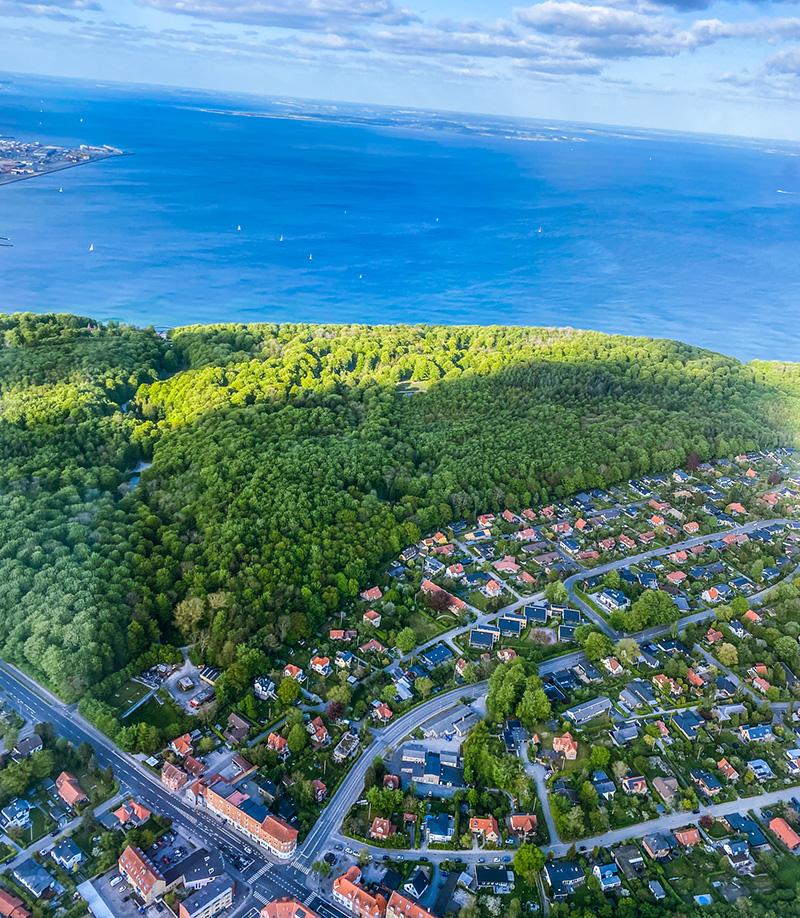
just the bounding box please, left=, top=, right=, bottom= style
left=2, top=448, right=800, bottom=918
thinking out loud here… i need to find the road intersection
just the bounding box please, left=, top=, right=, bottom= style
left=0, top=516, right=795, bottom=915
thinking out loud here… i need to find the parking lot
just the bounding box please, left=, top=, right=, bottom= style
left=90, top=832, right=196, bottom=918
left=163, top=659, right=208, bottom=714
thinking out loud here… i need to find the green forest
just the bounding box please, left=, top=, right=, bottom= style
left=1, top=313, right=799, bottom=700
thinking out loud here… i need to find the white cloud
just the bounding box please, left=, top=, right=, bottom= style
left=0, top=0, right=99, bottom=19
left=137, top=0, right=419, bottom=29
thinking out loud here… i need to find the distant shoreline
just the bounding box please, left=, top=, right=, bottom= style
left=0, top=150, right=130, bottom=188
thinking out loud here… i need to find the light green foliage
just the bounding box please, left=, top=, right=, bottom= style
left=2, top=314, right=800, bottom=702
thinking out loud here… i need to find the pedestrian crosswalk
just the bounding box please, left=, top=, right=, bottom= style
left=294, top=862, right=311, bottom=876
left=251, top=890, right=268, bottom=905
left=248, top=862, right=272, bottom=882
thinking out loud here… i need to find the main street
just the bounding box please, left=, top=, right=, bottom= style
left=0, top=516, right=794, bottom=915
left=0, top=662, right=312, bottom=913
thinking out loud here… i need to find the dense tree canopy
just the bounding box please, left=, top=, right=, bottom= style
left=1, top=314, right=798, bottom=697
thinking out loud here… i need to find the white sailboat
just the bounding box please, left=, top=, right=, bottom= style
left=89, top=243, right=94, bottom=253
left=237, top=225, right=242, bottom=232
left=308, top=253, right=313, bottom=261
left=279, top=234, right=284, bottom=242
left=58, top=187, right=63, bottom=193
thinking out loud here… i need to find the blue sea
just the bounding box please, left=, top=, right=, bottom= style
left=1, top=72, right=799, bottom=361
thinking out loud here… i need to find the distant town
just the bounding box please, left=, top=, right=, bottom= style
left=0, top=138, right=123, bottom=185
left=1, top=448, right=800, bottom=918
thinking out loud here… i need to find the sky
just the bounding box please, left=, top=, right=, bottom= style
left=2, top=0, right=800, bottom=139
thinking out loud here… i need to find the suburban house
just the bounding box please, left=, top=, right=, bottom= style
left=692, top=770, right=722, bottom=797
left=613, top=845, right=644, bottom=878
left=506, top=815, right=537, bottom=839
left=267, top=733, right=290, bottom=759
left=12, top=735, right=43, bottom=760
left=171, top=733, right=193, bottom=757
left=223, top=713, right=251, bottom=746
left=12, top=861, right=54, bottom=898
left=603, top=657, right=624, bottom=677
left=333, top=733, right=360, bottom=764
left=674, top=827, right=701, bottom=848
left=0, top=888, right=30, bottom=918
left=543, top=861, right=585, bottom=899
left=564, top=697, right=613, bottom=726
left=598, top=589, right=630, bottom=612
left=307, top=717, right=330, bottom=748
left=1, top=799, right=31, bottom=829
left=592, top=864, right=621, bottom=891
left=718, top=758, right=740, bottom=782
left=652, top=777, right=678, bottom=807
left=310, top=656, right=332, bottom=677
left=113, top=800, right=152, bottom=827
left=739, top=723, right=774, bottom=743
left=363, top=610, right=382, bottom=628
left=55, top=771, right=87, bottom=808
left=372, top=702, right=393, bottom=723
left=723, top=839, right=755, bottom=873
left=672, top=709, right=704, bottom=740
left=642, top=833, right=672, bottom=861
left=51, top=838, right=83, bottom=872
left=469, top=816, right=500, bottom=844
left=370, top=817, right=396, bottom=841
left=592, top=771, right=616, bottom=801
left=770, top=817, right=800, bottom=851
left=621, top=774, right=648, bottom=796
left=475, top=866, right=515, bottom=894
left=553, top=733, right=578, bottom=761
left=425, top=813, right=454, bottom=843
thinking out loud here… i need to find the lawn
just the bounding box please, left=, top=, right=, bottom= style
left=19, top=805, right=55, bottom=844
left=110, top=679, right=152, bottom=715
left=127, top=692, right=188, bottom=732
left=75, top=766, right=117, bottom=804
left=407, top=610, right=451, bottom=643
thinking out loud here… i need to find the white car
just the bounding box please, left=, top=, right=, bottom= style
left=110, top=877, right=123, bottom=889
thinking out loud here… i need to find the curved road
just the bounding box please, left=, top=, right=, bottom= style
left=565, top=517, right=794, bottom=640
left=297, top=681, right=487, bottom=865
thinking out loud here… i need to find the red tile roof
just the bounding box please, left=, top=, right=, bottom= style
left=770, top=817, right=800, bottom=850
left=56, top=771, right=87, bottom=807
left=0, top=889, right=30, bottom=918
left=386, top=891, right=436, bottom=918
left=260, top=900, right=319, bottom=918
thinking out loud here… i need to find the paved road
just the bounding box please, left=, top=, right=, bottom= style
left=565, top=517, right=794, bottom=641
left=520, top=744, right=560, bottom=845
left=0, top=662, right=311, bottom=912
left=547, top=782, right=800, bottom=857
left=0, top=516, right=794, bottom=910
left=297, top=682, right=487, bottom=866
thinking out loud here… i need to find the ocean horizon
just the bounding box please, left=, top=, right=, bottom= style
left=1, top=72, right=799, bottom=362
